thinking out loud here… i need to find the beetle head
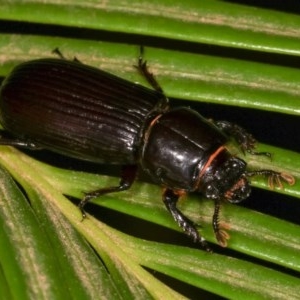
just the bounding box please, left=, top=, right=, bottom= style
left=199, top=156, right=251, bottom=203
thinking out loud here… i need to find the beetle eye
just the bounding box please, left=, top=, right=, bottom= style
left=225, top=176, right=251, bottom=203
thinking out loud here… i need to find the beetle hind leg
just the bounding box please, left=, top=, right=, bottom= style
left=79, top=165, right=137, bottom=219
left=163, top=188, right=211, bottom=251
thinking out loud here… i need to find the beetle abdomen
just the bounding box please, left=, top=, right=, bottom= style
left=0, top=59, right=166, bottom=163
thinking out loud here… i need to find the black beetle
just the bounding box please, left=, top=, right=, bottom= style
left=0, top=49, right=294, bottom=250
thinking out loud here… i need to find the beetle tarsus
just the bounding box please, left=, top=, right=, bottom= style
left=212, top=200, right=230, bottom=247
left=79, top=165, right=137, bottom=219
left=163, top=188, right=211, bottom=251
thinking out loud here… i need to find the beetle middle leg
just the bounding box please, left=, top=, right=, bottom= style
left=135, top=47, right=169, bottom=111
left=163, top=188, right=212, bottom=251
left=79, top=165, right=137, bottom=219
left=135, top=46, right=165, bottom=95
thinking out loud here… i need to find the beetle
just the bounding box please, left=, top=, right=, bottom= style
left=0, top=49, right=294, bottom=251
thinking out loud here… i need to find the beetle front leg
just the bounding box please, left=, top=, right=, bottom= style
left=212, top=200, right=230, bottom=247
left=79, top=165, right=137, bottom=218
left=163, top=188, right=211, bottom=251
left=215, top=120, right=271, bottom=157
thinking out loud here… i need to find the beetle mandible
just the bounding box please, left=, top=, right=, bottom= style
left=0, top=48, right=294, bottom=251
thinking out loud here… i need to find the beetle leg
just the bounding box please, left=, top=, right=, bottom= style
left=134, top=47, right=169, bottom=110
left=52, top=48, right=66, bottom=59
left=79, top=165, right=137, bottom=219
left=135, top=46, right=165, bottom=95
left=215, top=120, right=271, bottom=158
left=52, top=48, right=81, bottom=63
left=212, top=200, right=230, bottom=247
left=163, top=188, right=211, bottom=251
left=246, top=170, right=295, bottom=189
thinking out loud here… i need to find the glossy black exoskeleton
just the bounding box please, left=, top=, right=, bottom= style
left=0, top=49, right=294, bottom=250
